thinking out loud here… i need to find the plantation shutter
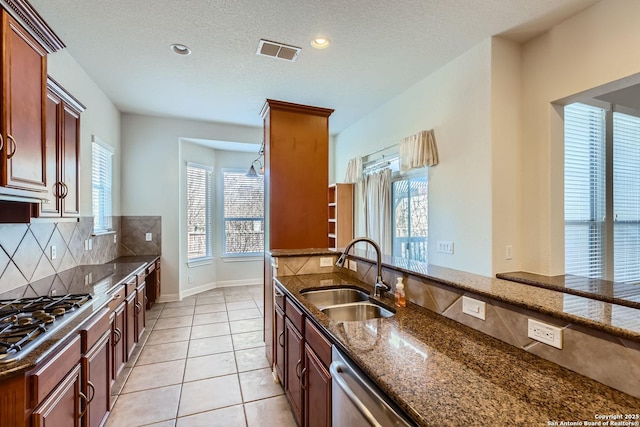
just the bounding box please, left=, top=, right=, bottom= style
left=187, top=163, right=213, bottom=260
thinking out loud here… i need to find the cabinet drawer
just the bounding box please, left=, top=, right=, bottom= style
left=285, top=298, right=304, bottom=332
left=274, top=285, right=285, bottom=310
left=108, top=285, right=125, bottom=311
left=305, top=319, right=331, bottom=367
left=80, top=308, right=110, bottom=352
left=126, top=277, right=137, bottom=296
left=146, top=262, right=156, bottom=275
left=31, top=335, right=81, bottom=405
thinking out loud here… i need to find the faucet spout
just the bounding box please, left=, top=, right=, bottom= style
left=336, top=237, right=389, bottom=297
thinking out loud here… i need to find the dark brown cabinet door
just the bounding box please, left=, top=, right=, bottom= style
left=32, top=364, right=82, bottom=427
left=135, top=283, right=146, bottom=341
left=284, top=319, right=304, bottom=425
left=110, top=304, right=126, bottom=384
left=61, top=105, right=80, bottom=216
left=304, top=344, right=331, bottom=427
left=274, top=305, right=285, bottom=384
left=82, top=332, right=110, bottom=427
left=125, top=293, right=136, bottom=360
left=1, top=12, right=47, bottom=191
left=41, top=79, right=83, bottom=218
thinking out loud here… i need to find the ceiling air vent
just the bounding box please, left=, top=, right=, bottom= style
left=256, top=39, right=301, bottom=62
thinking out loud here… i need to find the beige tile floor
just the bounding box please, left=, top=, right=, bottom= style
left=105, top=285, right=297, bottom=427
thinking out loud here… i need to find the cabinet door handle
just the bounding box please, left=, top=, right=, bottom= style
left=278, top=331, right=285, bottom=348
left=113, top=327, right=122, bottom=345
left=78, top=391, right=89, bottom=419
left=87, top=380, right=96, bottom=404
left=0, top=133, right=3, bottom=152
left=6, top=134, right=16, bottom=159
left=295, top=359, right=302, bottom=379
left=60, top=181, right=69, bottom=198
left=300, top=367, right=307, bottom=390
left=135, top=301, right=142, bottom=313
left=274, top=288, right=284, bottom=298
left=113, top=294, right=122, bottom=300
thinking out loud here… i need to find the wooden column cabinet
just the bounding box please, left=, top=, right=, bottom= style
left=41, top=78, right=84, bottom=218
left=327, top=183, right=354, bottom=250
left=262, top=99, right=333, bottom=368
left=0, top=10, right=47, bottom=192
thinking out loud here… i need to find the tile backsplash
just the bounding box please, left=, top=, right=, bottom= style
left=0, top=215, right=161, bottom=295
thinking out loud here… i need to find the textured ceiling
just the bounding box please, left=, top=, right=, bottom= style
left=30, top=0, right=598, bottom=134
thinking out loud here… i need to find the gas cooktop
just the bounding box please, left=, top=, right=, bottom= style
left=0, top=294, right=92, bottom=364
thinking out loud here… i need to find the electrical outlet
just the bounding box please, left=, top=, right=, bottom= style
left=50, top=246, right=56, bottom=260
left=145, top=233, right=153, bottom=241
left=528, top=319, right=563, bottom=349
left=505, top=245, right=513, bottom=260
left=437, top=240, right=454, bottom=254
left=114, top=234, right=117, bottom=244
left=188, top=276, right=193, bottom=284
left=348, top=260, right=357, bottom=272
left=319, top=257, right=334, bottom=267
left=462, top=296, right=486, bottom=320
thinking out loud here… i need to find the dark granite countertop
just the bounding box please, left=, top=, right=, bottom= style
left=0, top=255, right=159, bottom=379
left=272, top=249, right=640, bottom=340
left=275, top=273, right=640, bottom=427
left=497, top=271, right=640, bottom=309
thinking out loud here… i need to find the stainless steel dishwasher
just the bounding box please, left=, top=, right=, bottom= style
left=330, top=347, right=416, bottom=427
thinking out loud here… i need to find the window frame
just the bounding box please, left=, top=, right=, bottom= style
left=186, top=162, right=214, bottom=265
left=221, top=168, right=264, bottom=258
left=91, top=135, right=114, bottom=235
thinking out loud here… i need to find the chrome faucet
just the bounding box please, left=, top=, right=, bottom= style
left=335, top=237, right=389, bottom=297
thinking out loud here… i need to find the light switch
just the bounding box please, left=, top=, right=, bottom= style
left=145, top=233, right=152, bottom=241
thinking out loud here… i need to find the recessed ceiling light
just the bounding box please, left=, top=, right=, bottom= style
left=170, top=43, right=192, bottom=55
left=311, top=37, right=330, bottom=49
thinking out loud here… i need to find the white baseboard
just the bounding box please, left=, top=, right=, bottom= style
left=180, top=281, right=217, bottom=299
left=156, top=278, right=263, bottom=302
left=215, top=278, right=263, bottom=288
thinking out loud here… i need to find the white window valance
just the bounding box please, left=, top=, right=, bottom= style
left=344, top=156, right=363, bottom=183
left=399, top=129, right=439, bottom=172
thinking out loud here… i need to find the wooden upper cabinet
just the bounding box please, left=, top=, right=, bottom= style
left=0, top=10, right=47, bottom=192
left=262, top=99, right=334, bottom=250
left=40, top=78, right=84, bottom=218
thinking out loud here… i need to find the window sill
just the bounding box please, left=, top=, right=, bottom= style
left=187, top=257, right=213, bottom=268
left=92, top=230, right=116, bottom=236
left=222, top=255, right=263, bottom=263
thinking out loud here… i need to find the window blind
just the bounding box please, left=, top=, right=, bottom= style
left=187, top=163, right=213, bottom=260
left=92, top=140, right=113, bottom=232
left=223, top=171, right=264, bottom=255
left=613, top=111, right=640, bottom=282
left=564, top=103, right=606, bottom=279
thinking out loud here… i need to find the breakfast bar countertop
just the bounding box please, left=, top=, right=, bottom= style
left=275, top=272, right=640, bottom=427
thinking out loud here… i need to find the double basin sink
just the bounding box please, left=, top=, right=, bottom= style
left=300, top=287, right=394, bottom=321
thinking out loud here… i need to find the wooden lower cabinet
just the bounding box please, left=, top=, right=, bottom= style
left=125, top=292, right=136, bottom=360
left=274, top=305, right=285, bottom=384
left=284, top=319, right=304, bottom=425
left=274, top=284, right=333, bottom=427
left=135, top=282, right=146, bottom=341
left=304, top=344, right=331, bottom=427
left=145, top=260, right=161, bottom=310
left=82, top=331, right=110, bottom=427
left=110, top=301, right=126, bottom=384
left=32, top=364, right=83, bottom=427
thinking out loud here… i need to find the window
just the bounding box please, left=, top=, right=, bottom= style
left=392, top=174, right=429, bottom=262
left=223, top=170, right=264, bottom=256
left=187, top=163, right=213, bottom=261
left=92, top=138, right=113, bottom=233
left=564, top=102, right=640, bottom=282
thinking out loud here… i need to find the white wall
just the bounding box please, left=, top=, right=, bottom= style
left=520, top=0, right=640, bottom=274
left=120, top=114, right=263, bottom=299
left=46, top=50, right=121, bottom=216
left=334, top=40, right=494, bottom=276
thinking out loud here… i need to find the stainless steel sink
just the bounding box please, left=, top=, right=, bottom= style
left=321, top=302, right=394, bottom=321
left=301, top=288, right=370, bottom=309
